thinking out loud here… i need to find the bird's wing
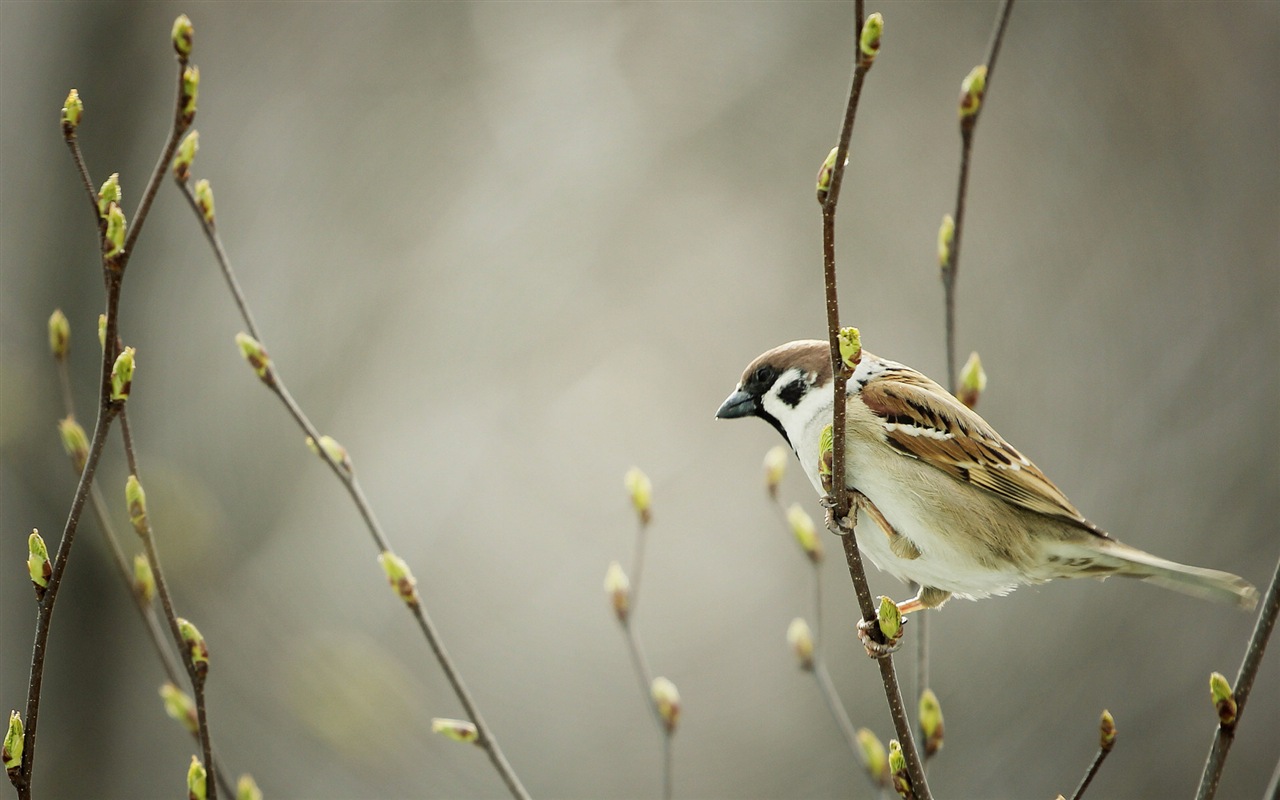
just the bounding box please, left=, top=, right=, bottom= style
left=857, top=367, right=1096, bottom=530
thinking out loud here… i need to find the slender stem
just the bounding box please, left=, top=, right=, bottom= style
left=811, top=661, right=865, bottom=775
left=1069, top=746, right=1113, bottom=800
left=1262, top=752, right=1280, bottom=800
left=175, top=180, right=528, bottom=800
left=1196, top=554, right=1280, bottom=800
left=64, top=135, right=101, bottom=229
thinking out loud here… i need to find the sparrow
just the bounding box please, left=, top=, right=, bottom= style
left=717, top=339, right=1259, bottom=617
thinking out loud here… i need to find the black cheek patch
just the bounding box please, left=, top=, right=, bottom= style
left=778, top=379, right=807, bottom=408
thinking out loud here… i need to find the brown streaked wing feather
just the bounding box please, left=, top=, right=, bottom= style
left=859, top=368, right=1090, bottom=527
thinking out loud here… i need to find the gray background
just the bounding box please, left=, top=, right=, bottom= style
left=2, top=2, right=1277, bottom=798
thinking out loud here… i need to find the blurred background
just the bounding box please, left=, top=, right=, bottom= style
left=2, top=2, right=1277, bottom=798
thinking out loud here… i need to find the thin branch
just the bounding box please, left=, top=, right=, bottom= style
left=175, top=180, right=529, bottom=800
left=1069, top=747, right=1113, bottom=800
left=1196, top=554, right=1280, bottom=800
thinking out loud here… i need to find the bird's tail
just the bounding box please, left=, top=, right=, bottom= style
left=1059, top=539, right=1259, bottom=610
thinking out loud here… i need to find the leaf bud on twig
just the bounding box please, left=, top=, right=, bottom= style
left=817, top=424, right=834, bottom=494
left=877, top=596, right=902, bottom=641
left=62, top=88, right=83, bottom=133
left=431, top=718, right=479, bottom=744
left=98, top=314, right=107, bottom=350
left=624, top=467, right=653, bottom=525
left=110, top=346, right=136, bottom=402
left=1099, top=708, right=1117, bottom=752
left=603, top=561, right=630, bottom=623
left=59, top=416, right=89, bottom=474
left=187, top=755, right=208, bottom=800
left=919, top=688, right=944, bottom=757
left=816, top=146, right=846, bottom=205
left=859, top=12, right=884, bottom=66
left=48, top=308, right=70, bottom=362
left=125, top=474, right=148, bottom=534
left=172, top=14, right=194, bottom=58
left=959, top=65, right=987, bottom=121
left=159, top=682, right=198, bottom=735
left=97, top=173, right=122, bottom=219
left=193, top=179, right=215, bottom=225
left=28, top=530, right=51, bottom=600
left=937, top=214, right=955, bottom=270
left=177, top=617, right=210, bottom=678
left=651, top=677, right=681, bottom=735
left=856, top=728, right=889, bottom=787
left=786, top=503, right=822, bottom=563
left=3, top=711, right=22, bottom=772
left=786, top=617, right=814, bottom=671
left=378, top=550, right=420, bottom=607
left=173, top=130, right=199, bottom=182
left=763, top=445, right=788, bottom=499
left=888, top=739, right=912, bottom=799
left=236, top=774, right=263, bottom=800
left=838, top=326, right=862, bottom=371
left=1209, top=672, right=1236, bottom=730
left=104, top=202, right=127, bottom=259
left=234, top=332, right=274, bottom=386
left=181, top=66, right=199, bottom=124
left=134, top=554, right=156, bottom=605
left=956, top=351, right=986, bottom=409
left=306, top=434, right=351, bottom=472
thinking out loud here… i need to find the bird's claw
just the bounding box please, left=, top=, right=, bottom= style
left=856, top=616, right=906, bottom=658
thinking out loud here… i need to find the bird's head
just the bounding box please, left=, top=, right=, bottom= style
left=715, top=340, right=835, bottom=449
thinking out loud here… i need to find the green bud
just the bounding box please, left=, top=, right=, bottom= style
left=763, top=445, right=788, bottom=499
left=817, top=424, right=834, bottom=493
left=28, top=530, right=51, bottom=598
left=234, top=332, right=273, bottom=385
left=877, top=595, right=902, bottom=641
left=134, top=554, right=156, bottom=605
left=919, top=688, right=944, bottom=757
left=604, top=561, right=630, bottom=623
left=1209, top=672, right=1236, bottom=729
left=104, top=202, right=127, bottom=258
left=62, top=88, right=83, bottom=131
left=181, top=66, right=199, bottom=122
left=97, top=173, right=122, bottom=219
left=378, top=550, right=419, bottom=607
left=193, top=179, right=215, bottom=225
left=786, top=503, right=822, bottom=563
left=177, top=617, right=210, bottom=677
left=236, top=774, right=263, bottom=800
left=786, top=617, right=814, bottom=671
left=859, top=12, right=884, bottom=64
left=98, top=314, right=107, bottom=350
left=651, top=677, right=680, bottom=734
left=305, top=434, right=351, bottom=472
left=816, top=146, right=845, bottom=204
left=1099, top=709, right=1116, bottom=752
left=173, top=130, right=199, bottom=182
left=624, top=467, right=653, bottom=525
left=938, top=214, right=955, bottom=270
left=188, top=755, right=208, bottom=800
left=110, top=346, right=136, bottom=402
left=159, top=682, right=198, bottom=735
left=431, top=717, right=479, bottom=743
left=125, top=474, right=148, bottom=535
left=856, top=728, right=888, bottom=786
left=838, top=326, right=862, bottom=371
left=959, top=64, right=987, bottom=120
left=59, top=416, right=89, bottom=474
left=888, top=739, right=911, bottom=798
left=956, top=351, right=986, bottom=409
left=48, top=308, right=70, bottom=361
left=172, top=14, right=194, bottom=58
left=3, top=711, right=22, bottom=771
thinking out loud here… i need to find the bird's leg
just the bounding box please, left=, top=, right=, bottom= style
left=855, top=587, right=951, bottom=658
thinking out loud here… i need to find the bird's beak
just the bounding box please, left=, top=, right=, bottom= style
left=715, top=388, right=758, bottom=419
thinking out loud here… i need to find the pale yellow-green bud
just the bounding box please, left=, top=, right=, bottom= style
left=97, top=173, right=122, bottom=219
left=431, top=717, right=479, bottom=743
left=193, top=179, right=215, bottom=225
left=1209, top=672, right=1236, bottom=729
left=763, top=445, right=788, bottom=499
left=125, top=474, right=148, bottom=535
left=856, top=728, right=888, bottom=787
left=919, top=688, right=944, bottom=757
left=134, top=554, right=156, bottom=605
left=786, top=503, right=822, bottom=563
left=234, top=332, right=273, bottom=385
left=236, top=774, right=263, bottom=800
left=817, top=424, right=834, bottom=493
left=888, top=739, right=910, bottom=798
left=188, top=755, right=208, bottom=800
left=62, top=88, right=83, bottom=131
left=48, top=308, right=70, bottom=361
left=104, top=202, right=127, bottom=258
left=624, top=466, right=652, bottom=525
left=859, top=12, right=884, bottom=64
left=305, top=435, right=351, bottom=472
left=1099, top=708, right=1117, bottom=752
left=816, top=146, right=845, bottom=204
left=172, top=14, right=194, bottom=58
left=651, top=677, right=680, bottom=734
left=938, top=214, right=955, bottom=270
left=181, top=66, right=199, bottom=122
left=956, top=351, right=986, bottom=409
left=98, top=314, right=107, bottom=350
left=786, top=617, right=814, bottom=671
left=110, top=346, right=136, bottom=401
left=378, top=550, right=420, bottom=607
left=604, top=561, right=630, bottom=623
left=877, top=596, right=902, bottom=641
left=177, top=617, right=210, bottom=677
left=159, top=682, right=198, bottom=734
left=59, top=416, right=89, bottom=474
left=173, top=130, right=199, bottom=182
left=959, top=65, right=987, bottom=120
left=28, top=530, right=51, bottom=598
left=3, top=711, right=22, bottom=771
left=838, top=326, right=862, bottom=371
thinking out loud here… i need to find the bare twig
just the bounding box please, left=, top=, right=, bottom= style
left=175, top=180, right=529, bottom=800
left=1196, top=554, right=1280, bottom=800
left=1069, top=710, right=1116, bottom=800
left=818, top=5, right=931, bottom=797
